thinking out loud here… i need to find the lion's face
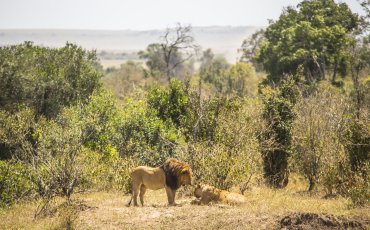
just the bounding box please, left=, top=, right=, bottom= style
left=179, top=169, right=192, bottom=186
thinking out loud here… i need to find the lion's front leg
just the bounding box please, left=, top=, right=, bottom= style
left=191, top=198, right=200, bottom=205
left=165, top=186, right=175, bottom=205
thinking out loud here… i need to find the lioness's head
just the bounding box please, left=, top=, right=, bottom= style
left=194, top=184, right=203, bottom=198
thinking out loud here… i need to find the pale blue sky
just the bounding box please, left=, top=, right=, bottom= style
left=0, top=0, right=365, bottom=30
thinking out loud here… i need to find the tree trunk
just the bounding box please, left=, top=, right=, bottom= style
left=308, top=178, right=316, bottom=192
left=332, top=60, right=338, bottom=83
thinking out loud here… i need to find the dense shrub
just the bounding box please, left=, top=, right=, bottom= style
left=79, top=147, right=136, bottom=193
left=182, top=99, right=263, bottom=191
left=292, top=84, right=349, bottom=191
left=0, top=161, right=33, bottom=207
left=345, top=119, right=370, bottom=172
left=259, top=77, right=299, bottom=188
left=0, top=42, right=102, bottom=118
left=147, top=79, right=188, bottom=127
left=81, top=89, right=123, bottom=155
left=0, top=42, right=102, bottom=159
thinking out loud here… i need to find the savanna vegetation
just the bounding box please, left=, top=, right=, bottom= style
left=0, top=0, right=369, bottom=229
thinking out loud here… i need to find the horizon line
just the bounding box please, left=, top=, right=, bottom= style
left=0, top=25, right=266, bottom=32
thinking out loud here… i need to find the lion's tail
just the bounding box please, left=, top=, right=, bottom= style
left=126, top=193, right=133, bottom=207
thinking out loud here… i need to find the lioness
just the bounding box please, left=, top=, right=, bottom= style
left=127, top=158, right=193, bottom=206
left=192, top=184, right=247, bottom=205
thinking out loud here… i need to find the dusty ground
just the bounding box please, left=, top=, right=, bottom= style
left=76, top=191, right=279, bottom=229
left=1, top=187, right=369, bottom=230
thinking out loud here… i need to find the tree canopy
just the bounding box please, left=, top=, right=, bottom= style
left=256, top=0, right=360, bottom=84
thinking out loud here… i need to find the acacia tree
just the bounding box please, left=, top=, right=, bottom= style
left=239, top=29, right=265, bottom=71
left=139, top=24, right=198, bottom=82
left=161, top=24, right=199, bottom=81
left=256, top=0, right=360, bottom=84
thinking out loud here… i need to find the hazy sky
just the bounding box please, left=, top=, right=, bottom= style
left=0, top=0, right=365, bottom=30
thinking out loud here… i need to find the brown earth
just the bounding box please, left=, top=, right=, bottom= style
left=279, top=212, right=369, bottom=230
left=1, top=187, right=369, bottom=230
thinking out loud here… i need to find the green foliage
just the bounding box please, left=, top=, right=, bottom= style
left=147, top=79, right=188, bottom=127
left=139, top=43, right=168, bottom=78
left=333, top=162, right=370, bottom=207
left=28, top=107, right=85, bottom=200
left=199, top=49, right=230, bottom=93
left=118, top=97, right=180, bottom=166
left=183, top=93, right=227, bottom=142
left=0, top=108, right=35, bottom=159
left=79, top=147, right=136, bottom=193
left=0, top=106, right=86, bottom=209
left=182, top=99, right=263, bottom=191
left=102, top=61, right=147, bottom=99
left=0, top=42, right=102, bottom=118
left=240, top=29, right=265, bottom=72
left=256, top=0, right=360, bottom=83
left=82, top=89, right=122, bottom=155
left=226, top=62, right=258, bottom=97
left=139, top=24, right=196, bottom=81
left=347, top=168, right=370, bottom=207
left=0, top=161, right=33, bottom=207
left=292, top=83, right=349, bottom=191
left=345, top=119, right=370, bottom=171
left=0, top=42, right=102, bottom=159
left=259, top=77, right=299, bottom=188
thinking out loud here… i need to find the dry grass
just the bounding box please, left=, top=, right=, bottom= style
left=1, top=181, right=369, bottom=230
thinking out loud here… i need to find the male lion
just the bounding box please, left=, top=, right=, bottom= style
left=191, top=184, right=247, bottom=205
left=127, top=158, right=193, bottom=206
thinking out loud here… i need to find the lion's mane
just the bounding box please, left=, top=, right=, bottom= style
left=161, top=158, right=192, bottom=190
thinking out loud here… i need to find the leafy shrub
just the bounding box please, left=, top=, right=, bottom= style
left=0, top=42, right=102, bottom=118
left=259, top=77, right=299, bottom=188
left=345, top=119, right=370, bottom=172
left=79, top=147, right=136, bottom=193
left=0, top=161, right=33, bottom=207
left=0, top=42, right=102, bottom=160
left=82, top=89, right=123, bottom=155
left=226, top=62, right=258, bottom=97
left=292, top=84, right=349, bottom=191
left=182, top=98, right=263, bottom=191
left=117, top=96, right=181, bottom=166
left=147, top=79, right=188, bottom=127
left=347, top=169, right=369, bottom=207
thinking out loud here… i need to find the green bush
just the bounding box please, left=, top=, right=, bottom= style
left=181, top=98, right=263, bottom=191
left=117, top=96, right=181, bottom=166
left=0, top=42, right=102, bottom=160
left=259, top=77, right=299, bottom=188
left=0, top=42, right=102, bottom=118
left=147, top=79, right=188, bottom=128
left=79, top=147, right=136, bottom=193
left=347, top=170, right=369, bottom=207
left=292, top=84, right=349, bottom=191
left=345, top=119, right=370, bottom=172
left=0, top=161, right=33, bottom=207
left=82, top=89, right=123, bottom=155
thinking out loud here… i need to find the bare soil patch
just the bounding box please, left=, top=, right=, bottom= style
left=279, top=212, right=369, bottom=230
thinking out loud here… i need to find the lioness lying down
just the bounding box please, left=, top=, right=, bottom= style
left=191, top=184, right=247, bottom=205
